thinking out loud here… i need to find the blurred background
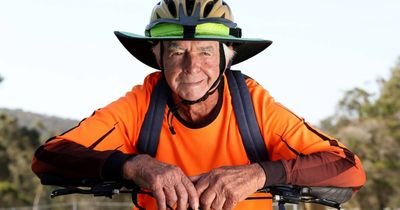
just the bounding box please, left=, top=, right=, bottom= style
left=1, top=0, right=399, bottom=209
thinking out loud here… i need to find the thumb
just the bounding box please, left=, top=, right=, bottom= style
left=189, top=173, right=205, bottom=184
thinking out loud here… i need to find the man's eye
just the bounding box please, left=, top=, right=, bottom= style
left=171, top=51, right=184, bottom=56
left=201, top=52, right=211, bottom=56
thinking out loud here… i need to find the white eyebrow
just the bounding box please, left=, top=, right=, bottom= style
left=166, top=43, right=185, bottom=52
left=198, top=46, right=215, bottom=52
left=166, top=43, right=216, bottom=52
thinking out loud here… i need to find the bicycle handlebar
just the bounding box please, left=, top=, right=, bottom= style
left=40, top=174, right=352, bottom=210
left=258, top=185, right=352, bottom=209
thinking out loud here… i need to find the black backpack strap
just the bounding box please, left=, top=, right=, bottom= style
left=226, top=70, right=270, bottom=162
left=137, top=71, right=269, bottom=162
left=137, top=76, right=169, bottom=157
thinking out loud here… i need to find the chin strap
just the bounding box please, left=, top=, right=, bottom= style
left=178, top=42, right=227, bottom=105
left=161, top=42, right=231, bottom=134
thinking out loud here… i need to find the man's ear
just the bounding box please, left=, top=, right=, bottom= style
left=223, top=44, right=236, bottom=68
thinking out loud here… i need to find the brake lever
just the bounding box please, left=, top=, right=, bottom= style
left=51, top=187, right=94, bottom=198
left=301, top=197, right=341, bottom=209
left=51, top=181, right=123, bottom=199
left=259, top=185, right=344, bottom=210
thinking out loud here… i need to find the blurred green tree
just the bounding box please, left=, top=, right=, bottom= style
left=320, top=57, right=400, bottom=209
left=0, top=114, right=42, bottom=206
left=0, top=91, right=130, bottom=207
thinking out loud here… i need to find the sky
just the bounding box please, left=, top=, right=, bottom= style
left=0, top=0, right=399, bottom=125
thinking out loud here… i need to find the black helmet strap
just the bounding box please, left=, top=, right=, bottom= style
left=159, top=42, right=228, bottom=105
left=179, top=42, right=227, bottom=105
left=161, top=42, right=230, bottom=134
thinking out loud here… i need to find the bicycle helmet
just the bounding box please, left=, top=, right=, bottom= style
left=114, top=0, right=272, bottom=70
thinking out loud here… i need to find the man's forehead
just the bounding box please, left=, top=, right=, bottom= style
left=165, top=41, right=219, bottom=50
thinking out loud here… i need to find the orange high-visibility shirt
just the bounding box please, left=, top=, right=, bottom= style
left=33, top=71, right=365, bottom=210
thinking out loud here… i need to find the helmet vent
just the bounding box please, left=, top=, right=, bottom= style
left=185, top=0, right=195, bottom=16
left=167, top=0, right=177, bottom=17
left=204, top=1, right=214, bottom=17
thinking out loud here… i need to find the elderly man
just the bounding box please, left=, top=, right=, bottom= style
left=32, top=0, right=366, bottom=210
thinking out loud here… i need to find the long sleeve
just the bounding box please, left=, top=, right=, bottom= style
left=246, top=78, right=366, bottom=190
left=32, top=139, right=133, bottom=180
left=32, top=73, right=162, bottom=182
left=258, top=151, right=365, bottom=190
left=268, top=119, right=366, bottom=190
left=31, top=99, right=137, bottom=181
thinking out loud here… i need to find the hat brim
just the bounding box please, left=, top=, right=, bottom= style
left=114, top=31, right=272, bottom=70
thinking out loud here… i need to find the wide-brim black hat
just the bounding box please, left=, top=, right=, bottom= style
left=114, top=31, right=272, bottom=70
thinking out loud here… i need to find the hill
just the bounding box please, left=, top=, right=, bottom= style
left=0, top=108, right=78, bottom=141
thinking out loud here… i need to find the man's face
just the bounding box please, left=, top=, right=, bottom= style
left=163, top=41, right=220, bottom=101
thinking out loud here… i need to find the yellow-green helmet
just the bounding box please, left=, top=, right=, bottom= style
left=115, top=0, right=272, bottom=70
left=150, top=0, right=234, bottom=21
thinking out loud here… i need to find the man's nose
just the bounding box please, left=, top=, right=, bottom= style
left=182, top=53, right=201, bottom=73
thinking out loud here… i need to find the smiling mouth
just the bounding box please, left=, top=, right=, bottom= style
left=181, top=79, right=204, bottom=85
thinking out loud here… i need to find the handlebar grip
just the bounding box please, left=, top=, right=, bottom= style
left=303, top=187, right=353, bottom=204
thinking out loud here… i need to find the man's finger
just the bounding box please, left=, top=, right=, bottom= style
left=182, top=177, right=199, bottom=210
left=189, top=174, right=204, bottom=184
left=211, top=195, right=226, bottom=210
left=194, top=175, right=210, bottom=196
left=222, top=199, right=236, bottom=210
left=163, top=187, right=178, bottom=209
left=153, top=188, right=167, bottom=210
left=175, top=183, right=189, bottom=210
left=199, top=190, right=216, bottom=210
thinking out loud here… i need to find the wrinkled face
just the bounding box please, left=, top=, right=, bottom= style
left=163, top=41, right=220, bottom=101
